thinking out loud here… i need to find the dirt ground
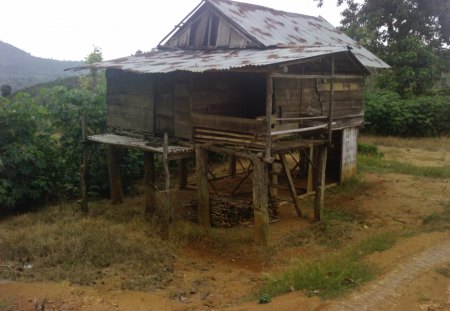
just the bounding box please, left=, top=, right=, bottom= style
left=1, top=135, right=449, bottom=311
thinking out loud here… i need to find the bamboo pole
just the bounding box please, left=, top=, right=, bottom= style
left=314, top=144, right=328, bottom=221
left=196, top=144, right=210, bottom=227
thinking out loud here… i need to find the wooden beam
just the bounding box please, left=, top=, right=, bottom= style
left=144, top=152, right=156, bottom=214
left=265, top=75, right=273, bottom=159
left=328, top=55, right=335, bottom=145
left=107, top=145, right=124, bottom=204
left=195, top=144, right=210, bottom=227
left=314, top=144, right=328, bottom=221
left=307, top=147, right=315, bottom=193
left=252, top=156, right=269, bottom=245
left=269, top=158, right=280, bottom=199
left=269, top=73, right=363, bottom=80
left=280, top=154, right=303, bottom=217
left=271, top=124, right=328, bottom=136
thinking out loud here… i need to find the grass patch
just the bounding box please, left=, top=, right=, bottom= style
left=259, top=233, right=396, bottom=299
left=0, top=203, right=176, bottom=290
left=358, top=154, right=450, bottom=179
left=358, top=142, right=383, bottom=157
left=422, top=201, right=450, bottom=231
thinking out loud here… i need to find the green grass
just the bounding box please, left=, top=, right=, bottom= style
left=259, top=233, right=397, bottom=299
left=358, top=154, right=450, bottom=179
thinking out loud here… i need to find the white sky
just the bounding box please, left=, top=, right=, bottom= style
left=0, top=0, right=345, bottom=61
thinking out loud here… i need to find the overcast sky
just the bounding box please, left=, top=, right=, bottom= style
left=1, top=0, right=346, bottom=61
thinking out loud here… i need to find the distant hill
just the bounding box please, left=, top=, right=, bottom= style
left=0, top=41, right=83, bottom=92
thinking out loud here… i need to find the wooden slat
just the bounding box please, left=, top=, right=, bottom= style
left=191, top=113, right=265, bottom=134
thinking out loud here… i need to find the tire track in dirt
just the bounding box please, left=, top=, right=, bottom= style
left=326, top=240, right=450, bottom=311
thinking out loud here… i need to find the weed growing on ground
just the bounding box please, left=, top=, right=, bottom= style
left=259, top=233, right=397, bottom=299
left=358, top=154, right=450, bottom=179
left=0, top=202, right=176, bottom=290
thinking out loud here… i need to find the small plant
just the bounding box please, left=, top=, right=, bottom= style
left=259, top=293, right=272, bottom=304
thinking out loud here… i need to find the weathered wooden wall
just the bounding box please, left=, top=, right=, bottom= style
left=164, top=8, right=258, bottom=49
left=106, top=69, right=155, bottom=133
left=273, top=77, right=364, bottom=131
left=191, top=72, right=266, bottom=118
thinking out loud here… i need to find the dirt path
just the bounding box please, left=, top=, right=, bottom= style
left=325, top=240, right=450, bottom=311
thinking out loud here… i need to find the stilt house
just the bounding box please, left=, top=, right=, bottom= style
left=75, top=0, right=389, bottom=243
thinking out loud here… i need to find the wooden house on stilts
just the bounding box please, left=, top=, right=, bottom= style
left=73, top=0, right=389, bottom=244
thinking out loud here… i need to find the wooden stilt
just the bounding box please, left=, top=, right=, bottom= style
left=252, top=156, right=269, bottom=245
left=314, top=145, right=328, bottom=221
left=195, top=144, right=210, bottom=227
left=229, top=155, right=237, bottom=177
left=179, top=158, right=188, bottom=189
left=269, top=160, right=279, bottom=200
left=280, top=153, right=303, bottom=217
left=80, top=114, right=89, bottom=214
left=157, top=133, right=172, bottom=239
left=107, top=145, right=124, bottom=204
left=307, top=146, right=315, bottom=193
left=144, top=152, right=156, bottom=214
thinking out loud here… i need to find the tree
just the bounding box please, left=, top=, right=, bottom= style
left=1, top=84, right=12, bottom=97
left=315, top=0, right=450, bottom=96
left=83, top=46, right=103, bottom=89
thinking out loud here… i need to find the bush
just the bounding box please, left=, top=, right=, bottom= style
left=0, top=75, right=143, bottom=211
left=365, top=91, right=450, bottom=136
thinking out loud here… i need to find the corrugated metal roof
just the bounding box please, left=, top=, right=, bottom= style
left=206, top=0, right=389, bottom=68
left=72, top=46, right=361, bottom=74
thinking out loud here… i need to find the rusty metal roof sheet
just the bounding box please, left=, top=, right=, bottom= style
left=71, top=46, right=363, bottom=74
left=206, top=0, right=389, bottom=68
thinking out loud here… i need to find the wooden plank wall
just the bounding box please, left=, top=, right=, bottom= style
left=273, top=77, right=364, bottom=130
left=106, top=69, right=154, bottom=133
left=164, top=9, right=254, bottom=49
left=191, top=72, right=266, bottom=119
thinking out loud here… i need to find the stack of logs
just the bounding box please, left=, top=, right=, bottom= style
left=187, top=196, right=278, bottom=228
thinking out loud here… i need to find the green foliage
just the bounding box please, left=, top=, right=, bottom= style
left=0, top=72, right=143, bottom=210
left=258, top=294, right=272, bottom=304
left=335, top=0, right=450, bottom=97
left=357, top=143, right=382, bottom=157
left=0, top=94, right=60, bottom=209
left=364, top=91, right=450, bottom=136
left=84, top=46, right=103, bottom=64
left=376, top=38, right=442, bottom=97
left=358, top=154, right=450, bottom=179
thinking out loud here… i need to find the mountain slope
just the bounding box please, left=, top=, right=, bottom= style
left=0, top=41, right=83, bottom=91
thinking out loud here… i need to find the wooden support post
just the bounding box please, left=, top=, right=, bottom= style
left=107, top=145, right=124, bottom=204
left=269, top=159, right=280, bottom=199
left=179, top=158, right=188, bottom=189
left=229, top=155, right=237, bottom=177
left=144, top=152, right=156, bottom=214
left=157, top=133, right=172, bottom=239
left=195, top=144, right=210, bottom=227
left=307, top=146, right=315, bottom=193
left=314, top=145, right=328, bottom=221
left=252, top=156, right=269, bottom=245
left=280, top=153, right=303, bottom=217
left=328, top=54, right=335, bottom=145
left=265, top=75, right=273, bottom=159
left=79, top=114, right=89, bottom=213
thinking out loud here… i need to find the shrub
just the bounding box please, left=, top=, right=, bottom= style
left=365, top=91, right=450, bottom=136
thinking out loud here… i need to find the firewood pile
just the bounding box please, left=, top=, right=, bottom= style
left=186, top=196, right=278, bottom=228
